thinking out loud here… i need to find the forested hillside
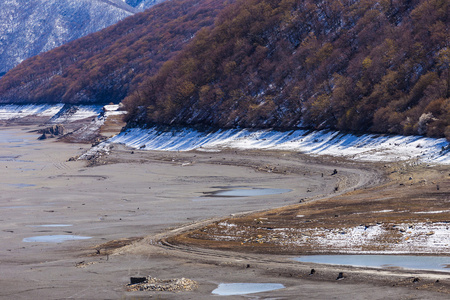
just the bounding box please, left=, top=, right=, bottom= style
left=1, top=0, right=448, bottom=139
left=0, top=0, right=136, bottom=74
left=0, top=0, right=229, bottom=104
left=124, top=0, right=449, bottom=139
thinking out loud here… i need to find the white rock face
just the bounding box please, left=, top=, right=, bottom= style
left=0, top=0, right=138, bottom=74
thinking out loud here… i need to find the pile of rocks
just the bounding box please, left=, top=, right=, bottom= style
left=127, top=276, right=198, bottom=292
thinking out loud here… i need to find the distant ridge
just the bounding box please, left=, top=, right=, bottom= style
left=0, top=0, right=137, bottom=74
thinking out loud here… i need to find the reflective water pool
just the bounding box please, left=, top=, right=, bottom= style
left=205, top=188, right=291, bottom=198
left=28, top=224, right=73, bottom=227
left=23, top=235, right=91, bottom=243
left=293, top=255, right=450, bottom=272
left=211, top=283, right=285, bottom=296
left=9, top=183, right=36, bottom=188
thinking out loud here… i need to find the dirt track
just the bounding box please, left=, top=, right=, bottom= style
left=1, top=126, right=450, bottom=299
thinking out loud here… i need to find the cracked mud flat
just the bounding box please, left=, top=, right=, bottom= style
left=1, top=125, right=450, bottom=299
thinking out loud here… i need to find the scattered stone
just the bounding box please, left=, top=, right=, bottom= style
left=127, top=276, right=198, bottom=292
left=76, top=261, right=97, bottom=268
left=331, top=169, right=338, bottom=175
left=309, top=269, right=315, bottom=275
left=413, top=277, right=420, bottom=283
left=336, top=272, right=345, bottom=280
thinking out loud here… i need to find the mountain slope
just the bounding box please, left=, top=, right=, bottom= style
left=0, top=0, right=448, bottom=140
left=0, top=0, right=137, bottom=74
left=0, top=0, right=228, bottom=104
left=123, top=0, right=449, bottom=139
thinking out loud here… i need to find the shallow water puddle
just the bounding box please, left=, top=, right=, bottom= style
left=204, top=187, right=291, bottom=198
left=28, top=224, right=73, bottom=228
left=0, top=155, right=33, bottom=162
left=23, top=235, right=91, bottom=243
left=212, top=283, right=285, bottom=296
left=293, top=255, right=450, bottom=272
left=0, top=155, right=20, bottom=161
left=8, top=183, right=36, bottom=188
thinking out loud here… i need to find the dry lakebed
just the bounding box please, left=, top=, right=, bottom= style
left=1, top=125, right=450, bottom=299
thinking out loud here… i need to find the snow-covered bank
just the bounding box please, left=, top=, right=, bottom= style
left=101, top=127, right=450, bottom=164
left=0, top=104, right=64, bottom=120
left=0, top=104, right=104, bottom=122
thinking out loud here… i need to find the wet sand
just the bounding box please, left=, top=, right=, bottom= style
left=0, top=126, right=449, bottom=299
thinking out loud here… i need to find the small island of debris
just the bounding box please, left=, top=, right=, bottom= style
left=127, top=276, right=198, bottom=292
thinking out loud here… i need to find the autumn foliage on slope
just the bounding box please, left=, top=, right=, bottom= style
left=0, top=0, right=228, bottom=104
left=124, top=0, right=449, bottom=139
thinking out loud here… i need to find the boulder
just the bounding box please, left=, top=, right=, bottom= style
left=37, top=124, right=66, bottom=139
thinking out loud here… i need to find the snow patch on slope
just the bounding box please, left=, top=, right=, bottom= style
left=215, top=221, right=450, bottom=254
left=0, top=104, right=64, bottom=120
left=50, top=105, right=104, bottom=123
left=0, top=104, right=103, bottom=122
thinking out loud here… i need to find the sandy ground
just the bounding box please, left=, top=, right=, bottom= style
left=0, top=126, right=449, bottom=299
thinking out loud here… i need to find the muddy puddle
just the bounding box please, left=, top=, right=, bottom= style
left=211, top=283, right=285, bottom=296
left=23, top=235, right=91, bottom=243
left=293, top=255, right=450, bottom=272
